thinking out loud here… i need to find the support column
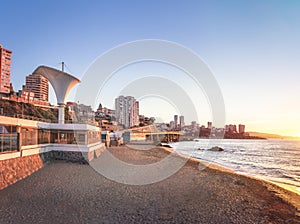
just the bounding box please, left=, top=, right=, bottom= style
left=58, top=104, right=65, bottom=124
left=17, top=126, right=22, bottom=154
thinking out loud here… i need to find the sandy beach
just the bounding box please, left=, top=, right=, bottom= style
left=0, top=145, right=299, bottom=224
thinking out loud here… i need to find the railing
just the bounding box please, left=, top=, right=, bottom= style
left=0, top=113, right=97, bottom=125
left=0, top=113, right=53, bottom=123
left=64, top=119, right=97, bottom=125
left=15, top=114, right=52, bottom=123
left=0, top=120, right=101, bottom=155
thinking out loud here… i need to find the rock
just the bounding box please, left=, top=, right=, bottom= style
left=208, top=146, right=224, bottom=151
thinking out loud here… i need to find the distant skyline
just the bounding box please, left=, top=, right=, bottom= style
left=1, top=0, right=300, bottom=136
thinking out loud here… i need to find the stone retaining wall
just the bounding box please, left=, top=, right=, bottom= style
left=50, top=151, right=89, bottom=164
left=0, top=154, right=45, bottom=190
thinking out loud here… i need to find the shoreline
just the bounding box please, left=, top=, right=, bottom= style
left=199, top=155, right=300, bottom=197
left=158, top=145, right=300, bottom=212
left=163, top=140, right=300, bottom=198
left=0, top=145, right=299, bottom=223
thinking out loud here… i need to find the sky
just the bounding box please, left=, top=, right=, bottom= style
left=1, top=0, right=300, bottom=136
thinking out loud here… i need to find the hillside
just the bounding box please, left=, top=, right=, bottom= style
left=0, top=99, right=70, bottom=123
left=248, top=132, right=300, bottom=140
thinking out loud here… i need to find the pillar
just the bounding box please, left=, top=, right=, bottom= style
left=58, top=104, right=65, bottom=124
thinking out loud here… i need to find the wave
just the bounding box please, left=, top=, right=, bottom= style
left=173, top=139, right=300, bottom=192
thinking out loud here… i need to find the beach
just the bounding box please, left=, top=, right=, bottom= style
left=170, top=139, right=300, bottom=197
left=0, top=145, right=299, bottom=224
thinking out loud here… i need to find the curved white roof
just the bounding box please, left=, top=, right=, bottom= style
left=33, top=65, right=80, bottom=105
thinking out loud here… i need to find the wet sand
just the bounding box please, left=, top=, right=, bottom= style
left=0, top=146, right=299, bottom=223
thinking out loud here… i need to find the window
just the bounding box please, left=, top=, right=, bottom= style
left=21, top=127, right=38, bottom=146
left=0, top=125, right=19, bottom=153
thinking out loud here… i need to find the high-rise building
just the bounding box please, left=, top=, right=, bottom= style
left=238, top=124, right=245, bottom=134
left=132, top=101, right=139, bottom=127
left=174, top=115, right=178, bottom=129
left=179, top=115, right=185, bottom=129
left=23, top=74, right=49, bottom=102
left=115, top=96, right=139, bottom=128
left=0, top=44, right=12, bottom=94
left=207, top=121, right=212, bottom=129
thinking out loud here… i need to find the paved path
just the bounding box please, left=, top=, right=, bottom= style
left=0, top=146, right=299, bottom=224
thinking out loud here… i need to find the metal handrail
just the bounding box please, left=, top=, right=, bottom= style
left=0, top=113, right=97, bottom=125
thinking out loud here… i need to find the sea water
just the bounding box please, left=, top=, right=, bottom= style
left=169, top=139, right=300, bottom=194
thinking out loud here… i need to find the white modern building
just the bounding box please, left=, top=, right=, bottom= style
left=115, top=96, right=139, bottom=128
left=0, top=65, right=105, bottom=162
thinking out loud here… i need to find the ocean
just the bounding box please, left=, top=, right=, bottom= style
left=169, top=139, right=300, bottom=195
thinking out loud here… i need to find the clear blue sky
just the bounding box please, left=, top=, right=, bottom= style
left=1, top=0, right=300, bottom=135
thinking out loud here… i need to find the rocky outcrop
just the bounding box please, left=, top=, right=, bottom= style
left=208, top=146, right=224, bottom=151
left=198, top=146, right=224, bottom=151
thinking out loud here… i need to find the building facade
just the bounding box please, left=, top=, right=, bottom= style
left=179, top=115, right=185, bottom=129
left=18, top=90, right=35, bottom=102
left=226, top=124, right=237, bottom=133
left=238, top=124, right=245, bottom=134
left=207, top=121, right=212, bottom=129
left=96, top=103, right=115, bottom=118
left=0, top=44, right=12, bottom=94
left=132, top=101, right=139, bottom=127
left=23, top=74, right=49, bottom=102
left=174, top=115, right=178, bottom=129
left=115, top=96, right=139, bottom=128
left=169, top=121, right=175, bottom=130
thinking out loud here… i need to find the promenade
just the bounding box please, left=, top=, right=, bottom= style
left=0, top=146, right=299, bottom=224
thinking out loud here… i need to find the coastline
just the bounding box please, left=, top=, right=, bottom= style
left=158, top=145, right=300, bottom=213
left=0, top=145, right=299, bottom=223
left=165, top=139, right=300, bottom=197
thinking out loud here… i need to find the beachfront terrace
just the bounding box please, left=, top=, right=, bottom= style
left=0, top=115, right=105, bottom=190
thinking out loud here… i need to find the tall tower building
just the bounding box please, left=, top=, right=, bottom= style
left=174, top=115, right=178, bottom=129
left=115, top=96, right=139, bottom=128
left=179, top=115, right=185, bottom=129
left=238, top=124, right=245, bottom=134
left=23, top=74, right=49, bottom=102
left=132, top=101, right=139, bottom=127
left=207, top=121, right=212, bottom=129
left=0, top=44, right=12, bottom=94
